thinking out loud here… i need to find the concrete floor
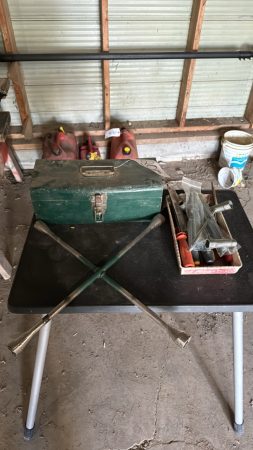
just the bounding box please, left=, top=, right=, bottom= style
left=0, top=158, right=253, bottom=450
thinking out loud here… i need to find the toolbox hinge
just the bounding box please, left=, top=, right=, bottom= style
left=90, top=193, right=107, bottom=223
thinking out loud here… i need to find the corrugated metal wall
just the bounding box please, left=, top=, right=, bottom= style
left=109, top=0, right=192, bottom=121
left=0, top=32, right=19, bottom=124
left=187, top=0, right=253, bottom=118
left=1, top=0, right=103, bottom=126
left=0, top=0, right=252, bottom=126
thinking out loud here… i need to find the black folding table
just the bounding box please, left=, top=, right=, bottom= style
left=8, top=190, right=253, bottom=439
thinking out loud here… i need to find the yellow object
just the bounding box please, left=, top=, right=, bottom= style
left=59, top=126, right=65, bottom=133
left=124, top=146, right=131, bottom=153
left=88, top=152, right=102, bottom=161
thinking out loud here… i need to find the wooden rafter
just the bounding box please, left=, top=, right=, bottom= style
left=0, top=0, right=33, bottom=139
left=245, top=84, right=253, bottom=128
left=101, top=0, right=110, bottom=131
left=176, top=0, right=206, bottom=127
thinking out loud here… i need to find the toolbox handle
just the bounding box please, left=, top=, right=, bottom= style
left=80, top=166, right=115, bottom=177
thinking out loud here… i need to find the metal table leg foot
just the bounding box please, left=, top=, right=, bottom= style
left=24, top=317, right=52, bottom=440
left=24, top=425, right=35, bottom=440
left=233, top=312, right=244, bottom=435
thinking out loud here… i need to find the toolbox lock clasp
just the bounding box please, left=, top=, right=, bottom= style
left=90, top=193, right=107, bottom=223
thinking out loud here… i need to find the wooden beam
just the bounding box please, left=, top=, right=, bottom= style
left=7, top=144, right=23, bottom=181
left=113, top=117, right=250, bottom=134
left=0, top=0, right=33, bottom=139
left=245, top=84, right=253, bottom=128
left=7, top=117, right=250, bottom=140
left=8, top=127, right=253, bottom=150
left=176, top=0, right=206, bottom=127
left=7, top=61, right=21, bottom=85
left=0, top=141, right=8, bottom=176
left=23, top=115, right=33, bottom=139
left=8, top=122, right=106, bottom=139
left=100, top=0, right=110, bottom=131
left=0, top=0, right=16, bottom=52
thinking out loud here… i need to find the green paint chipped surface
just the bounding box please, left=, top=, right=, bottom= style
left=31, top=160, right=163, bottom=224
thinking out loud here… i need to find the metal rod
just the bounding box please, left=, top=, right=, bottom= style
left=7, top=214, right=165, bottom=355
left=187, top=218, right=210, bottom=251
left=168, top=189, right=187, bottom=232
left=24, top=317, right=52, bottom=440
left=210, top=200, right=233, bottom=214
left=233, top=312, right=244, bottom=435
left=206, top=238, right=237, bottom=249
left=33, top=220, right=191, bottom=349
left=198, top=193, right=230, bottom=256
left=0, top=51, right=252, bottom=63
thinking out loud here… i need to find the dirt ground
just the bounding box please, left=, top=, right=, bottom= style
left=0, top=158, right=253, bottom=450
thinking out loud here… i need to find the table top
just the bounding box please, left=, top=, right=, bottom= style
left=8, top=190, right=253, bottom=314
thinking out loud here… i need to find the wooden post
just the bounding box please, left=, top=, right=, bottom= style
left=245, top=85, right=253, bottom=128
left=7, top=145, right=23, bottom=182
left=176, top=0, right=206, bottom=127
left=0, top=0, right=33, bottom=139
left=0, top=141, right=23, bottom=181
left=101, top=0, right=110, bottom=131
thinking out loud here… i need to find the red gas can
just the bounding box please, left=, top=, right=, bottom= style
left=80, top=136, right=101, bottom=160
left=110, top=125, right=138, bottom=159
left=43, top=128, right=78, bottom=160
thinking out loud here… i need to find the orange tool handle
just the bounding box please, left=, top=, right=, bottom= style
left=176, top=232, right=195, bottom=268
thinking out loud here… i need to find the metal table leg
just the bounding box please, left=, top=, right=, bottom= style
left=233, top=312, right=244, bottom=435
left=24, top=318, right=52, bottom=440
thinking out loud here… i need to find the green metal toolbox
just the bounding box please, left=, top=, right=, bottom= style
left=30, top=159, right=163, bottom=224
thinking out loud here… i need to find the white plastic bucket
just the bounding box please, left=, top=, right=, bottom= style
left=218, top=167, right=242, bottom=189
left=219, top=130, right=253, bottom=170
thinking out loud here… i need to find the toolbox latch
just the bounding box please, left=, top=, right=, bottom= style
left=90, top=193, right=107, bottom=223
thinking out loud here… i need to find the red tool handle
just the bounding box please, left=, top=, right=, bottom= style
left=176, top=232, right=195, bottom=268
left=224, top=254, right=233, bottom=263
